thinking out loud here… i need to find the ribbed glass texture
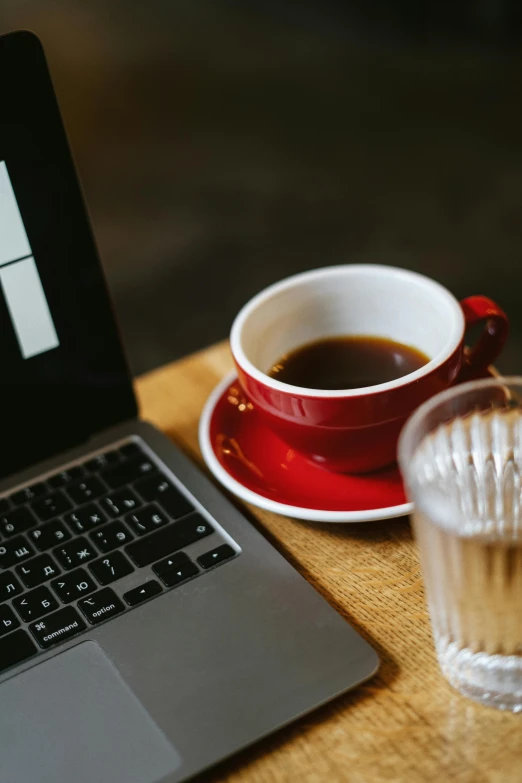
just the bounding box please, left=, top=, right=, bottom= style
left=399, top=379, right=522, bottom=711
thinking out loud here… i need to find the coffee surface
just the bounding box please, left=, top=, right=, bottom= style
left=268, top=335, right=429, bottom=390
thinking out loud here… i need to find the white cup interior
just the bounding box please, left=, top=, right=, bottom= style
left=231, top=265, right=465, bottom=397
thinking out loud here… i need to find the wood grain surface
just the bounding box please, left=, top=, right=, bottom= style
left=136, top=342, right=521, bottom=783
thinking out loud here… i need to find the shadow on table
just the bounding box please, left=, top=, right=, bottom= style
left=299, top=514, right=414, bottom=542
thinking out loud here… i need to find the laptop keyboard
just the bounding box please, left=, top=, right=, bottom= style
left=0, top=440, right=238, bottom=675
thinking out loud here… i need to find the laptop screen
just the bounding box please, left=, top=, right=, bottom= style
left=0, top=32, right=137, bottom=477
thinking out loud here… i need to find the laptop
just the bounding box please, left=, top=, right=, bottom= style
left=0, top=30, right=378, bottom=783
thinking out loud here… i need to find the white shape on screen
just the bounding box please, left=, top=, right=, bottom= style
left=0, top=161, right=31, bottom=265
left=0, top=161, right=59, bottom=358
left=0, top=257, right=59, bottom=359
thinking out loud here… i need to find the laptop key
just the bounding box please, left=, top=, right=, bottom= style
left=0, top=629, right=36, bottom=673
left=85, top=451, right=119, bottom=472
left=197, top=544, right=236, bottom=569
left=0, top=571, right=23, bottom=601
left=125, top=514, right=214, bottom=568
left=51, top=568, right=97, bottom=603
left=66, top=477, right=107, bottom=505
left=16, top=554, right=60, bottom=588
left=89, top=551, right=133, bottom=585
left=0, top=507, right=37, bottom=537
left=78, top=588, right=124, bottom=625
left=10, top=482, right=48, bottom=506
left=0, top=536, right=35, bottom=568
left=30, top=520, right=71, bottom=551
left=119, top=442, right=144, bottom=459
left=153, top=557, right=198, bottom=588
left=125, top=504, right=168, bottom=536
left=0, top=498, right=10, bottom=514
left=53, top=537, right=97, bottom=570
left=29, top=606, right=86, bottom=649
left=134, top=475, right=193, bottom=519
left=123, top=580, right=162, bottom=606
left=47, top=466, right=86, bottom=488
left=12, top=586, right=59, bottom=622
left=100, top=488, right=142, bottom=518
left=152, top=551, right=190, bottom=575
left=64, top=504, right=107, bottom=534
left=0, top=604, right=20, bottom=636
left=31, top=491, right=72, bottom=521
left=101, top=456, right=156, bottom=490
left=90, top=521, right=133, bottom=553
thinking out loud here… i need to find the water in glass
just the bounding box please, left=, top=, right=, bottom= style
left=401, top=382, right=522, bottom=711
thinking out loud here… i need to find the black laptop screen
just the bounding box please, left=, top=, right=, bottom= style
left=0, top=32, right=137, bottom=477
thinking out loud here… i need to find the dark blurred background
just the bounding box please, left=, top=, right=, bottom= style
left=1, top=1, right=522, bottom=375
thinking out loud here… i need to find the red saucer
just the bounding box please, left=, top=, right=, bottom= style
left=199, top=374, right=412, bottom=522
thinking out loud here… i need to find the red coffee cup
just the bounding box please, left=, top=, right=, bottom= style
left=230, top=265, right=508, bottom=473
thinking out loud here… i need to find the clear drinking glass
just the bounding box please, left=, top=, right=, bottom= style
left=399, top=377, right=522, bottom=711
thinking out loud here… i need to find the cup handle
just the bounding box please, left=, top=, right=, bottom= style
left=459, top=295, right=509, bottom=380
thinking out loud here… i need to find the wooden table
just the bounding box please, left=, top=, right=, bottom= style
left=136, top=342, right=521, bottom=783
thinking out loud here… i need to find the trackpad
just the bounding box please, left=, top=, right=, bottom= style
left=0, top=641, right=181, bottom=783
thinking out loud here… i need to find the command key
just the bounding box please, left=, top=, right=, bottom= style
left=29, top=606, right=86, bottom=649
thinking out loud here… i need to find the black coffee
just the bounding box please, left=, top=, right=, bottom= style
left=268, top=335, right=429, bottom=390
